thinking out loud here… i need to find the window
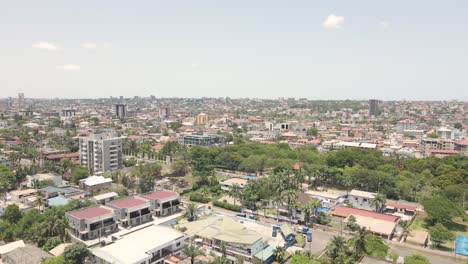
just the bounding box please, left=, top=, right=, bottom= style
left=176, top=242, right=181, bottom=247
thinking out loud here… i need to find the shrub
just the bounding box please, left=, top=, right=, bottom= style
left=189, top=193, right=211, bottom=203
left=213, top=200, right=242, bottom=212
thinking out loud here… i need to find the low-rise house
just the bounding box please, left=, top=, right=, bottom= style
left=385, top=203, right=417, bottom=218
left=178, top=216, right=267, bottom=263
left=78, top=175, right=113, bottom=192
left=67, top=206, right=118, bottom=241
left=107, top=196, right=152, bottom=227
left=40, top=186, right=86, bottom=199
left=344, top=215, right=397, bottom=239
left=91, top=192, right=118, bottom=204
left=306, top=190, right=343, bottom=208
left=140, top=190, right=180, bottom=217
left=9, top=189, right=37, bottom=203
left=91, top=224, right=186, bottom=264
left=348, top=190, right=376, bottom=211
left=220, top=178, right=249, bottom=192
left=2, top=244, right=51, bottom=264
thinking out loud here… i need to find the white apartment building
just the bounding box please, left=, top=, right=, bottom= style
left=79, top=132, right=122, bottom=174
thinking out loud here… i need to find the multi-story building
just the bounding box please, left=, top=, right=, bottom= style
left=368, top=99, right=379, bottom=116
left=196, top=113, right=209, bottom=125
left=141, top=190, right=181, bottom=217
left=348, top=190, right=377, bottom=211
left=67, top=206, right=118, bottom=241
left=455, top=139, right=468, bottom=155
left=107, top=196, right=152, bottom=227
left=79, top=132, right=122, bottom=174
left=395, top=119, right=417, bottom=133
left=420, top=137, right=455, bottom=156
left=178, top=133, right=224, bottom=147
left=159, top=106, right=169, bottom=119
left=114, top=104, right=126, bottom=120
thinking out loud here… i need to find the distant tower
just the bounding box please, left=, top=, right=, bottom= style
left=17, top=93, right=24, bottom=109
left=196, top=113, right=209, bottom=125
left=159, top=106, right=169, bottom=119
left=114, top=104, right=126, bottom=120
left=368, top=99, right=379, bottom=116
left=62, top=109, right=76, bottom=118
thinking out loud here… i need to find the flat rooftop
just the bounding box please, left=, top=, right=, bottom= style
left=91, top=225, right=185, bottom=264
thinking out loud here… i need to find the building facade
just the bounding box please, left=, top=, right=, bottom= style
left=79, top=132, right=122, bottom=174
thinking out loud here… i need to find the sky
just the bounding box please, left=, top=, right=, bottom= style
left=1, top=0, right=467, bottom=100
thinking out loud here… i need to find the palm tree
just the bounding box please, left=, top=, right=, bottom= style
left=199, top=186, right=210, bottom=198
left=228, top=184, right=242, bottom=206
left=370, top=193, right=387, bottom=212
left=212, top=256, right=229, bottom=264
left=399, top=220, right=411, bottom=242
left=185, top=203, right=198, bottom=221
left=352, top=227, right=368, bottom=257
left=340, top=175, right=354, bottom=197
left=33, top=191, right=46, bottom=212
left=327, top=236, right=348, bottom=263
left=220, top=241, right=227, bottom=258
left=183, top=244, right=205, bottom=264
left=273, top=246, right=286, bottom=263
left=282, top=190, right=298, bottom=221
left=273, top=195, right=283, bottom=221
left=302, top=200, right=322, bottom=225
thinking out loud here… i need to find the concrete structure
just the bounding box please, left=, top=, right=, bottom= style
left=2, top=245, right=50, bottom=264
left=178, top=133, right=224, bottom=147
left=455, top=139, right=468, bottom=155
left=62, top=109, right=76, bottom=118
left=140, top=190, right=180, bottom=217
left=368, top=99, right=379, bottom=116
left=91, top=225, right=186, bottom=264
left=306, top=190, right=343, bottom=208
left=67, top=206, right=118, bottom=241
left=395, top=119, right=417, bottom=132
left=26, top=173, right=62, bottom=188
left=79, top=132, right=123, bottom=173
left=220, top=178, right=249, bottom=191
left=114, top=103, right=126, bottom=120
left=78, top=175, right=113, bottom=192
left=420, top=137, right=455, bottom=156
left=91, top=192, right=119, bottom=204
left=107, top=196, right=152, bottom=227
left=196, top=113, right=209, bottom=125
left=178, top=216, right=266, bottom=263
left=348, top=190, right=376, bottom=211
left=159, top=106, right=169, bottom=119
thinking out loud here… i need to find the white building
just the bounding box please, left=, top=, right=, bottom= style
left=91, top=225, right=186, bottom=264
left=79, top=132, right=122, bottom=174
left=395, top=120, right=417, bottom=133
left=348, top=190, right=376, bottom=211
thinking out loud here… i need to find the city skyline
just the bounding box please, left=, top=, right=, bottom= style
left=1, top=0, right=468, bottom=100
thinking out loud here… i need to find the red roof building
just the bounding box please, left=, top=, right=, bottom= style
left=108, top=196, right=148, bottom=209
left=331, top=206, right=399, bottom=222
left=68, top=206, right=113, bottom=220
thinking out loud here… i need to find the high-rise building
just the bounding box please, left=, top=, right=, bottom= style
left=114, top=104, right=126, bottom=120
left=62, top=109, right=76, bottom=118
left=79, top=132, right=122, bottom=174
left=159, top=106, right=169, bottom=119
left=17, top=93, right=24, bottom=109
left=196, top=113, right=209, bottom=125
left=368, top=99, right=379, bottom=116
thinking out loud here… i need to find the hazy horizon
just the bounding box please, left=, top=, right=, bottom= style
left=1, top=0, right=468, bottom=100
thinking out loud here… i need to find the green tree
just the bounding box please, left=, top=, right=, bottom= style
left=185, top=203, right=198, bottom=221
left=0, top=164, right=15, bottom=199
left=2, top=204, right=22, bottom=225
left=429, top=223, right=455, bottom=248
left=43, top=237, right=61, bottom=251
left=70, top=167, right=89, bottom=184
left=228, top=184, right=242, bottom=206
left=327, top=236, right=350, bottom=263
left=274, top=246, right=286, bottom=263
left=422, top=196, right=461, bottom=225
left=63, top=243, right=90, bottom=264
left=182, top=244, right=205, bottom=264
left=370, top=193, right=387, bottom=213
left=172, top=160, right=188, bottom=176
left=306, top=127, right=319, bottom=137
left=41, top=255, right=66, bottom=264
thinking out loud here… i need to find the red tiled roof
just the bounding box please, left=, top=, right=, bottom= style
left=331, top=206, right=399, bottom=222
left=386, top=203, right=417, bottom=211
left=46, top=152, right=80, bottom=160
left=455, top=139, right=468, bottom=146
left=68, top=206, right=112, bottom=220
left=108, top=197, right=148, bottom=209
left=142, top=191, right=178, bottom=200
left=128, top=135, right=142, bottom=140
left=152, top=144, right=164, bottom=151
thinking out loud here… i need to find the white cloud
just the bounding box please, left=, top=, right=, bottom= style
left=56, top=64, right=80, bottom=71
left=32, top=42, right=60, bottom=51
left=323, top=14, right=345, bottom=29
left=379, top=21, right=390, bottom=29
left=81, top=43, right=98, bottom=49
left=191, top=63, right=199, bottom=68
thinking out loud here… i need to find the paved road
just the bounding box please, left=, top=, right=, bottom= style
left=388, top=244, right=465, bottom=264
